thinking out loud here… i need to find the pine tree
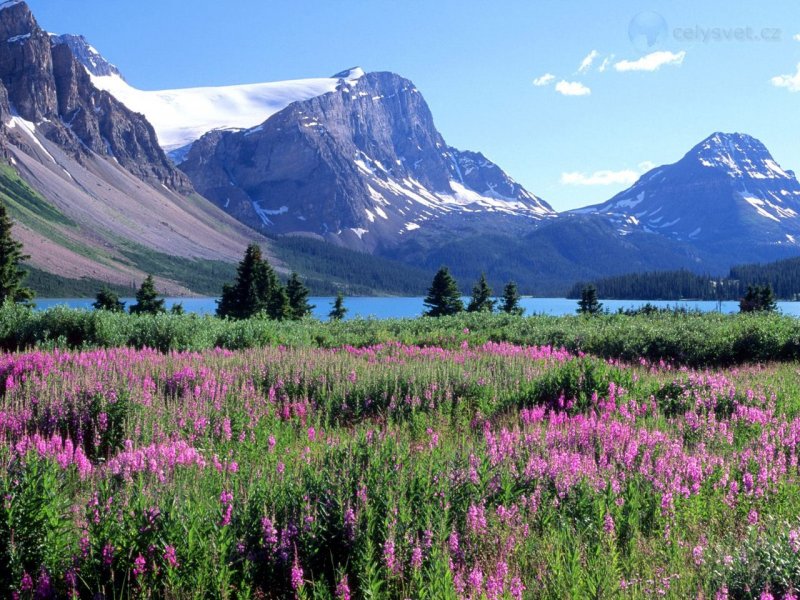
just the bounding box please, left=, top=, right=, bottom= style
left=268, top=284, right=291, bottom=320
left=93, top=286, right=125, bottom=312
left=577, top=284, right=603, bottom=315
left=740, top=284, right=777, bottom=313
left=329, top=290, right=347, bottom=321
left=501, top=280, right=524, bottom=315
left=467, top=273, right=495, bottom=313
left=286, top=272, right=314, bottom=319
left=129, top=275, right=165, bottom=315
left=0, top=201, right=33, bottom=305
left=217, top=243, right=285, bottom=319
left=423, top=266, right=463, bottom=317
left=170, top=302, right=185, bottom=315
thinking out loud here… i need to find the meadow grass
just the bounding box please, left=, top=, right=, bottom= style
left=1, top=338, right=800, bottom=598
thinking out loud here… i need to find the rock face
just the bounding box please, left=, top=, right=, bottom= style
left=0, top=1, right=190, bottom=191
left=51, top=33, right=122, bottom=78
left=578, top=132, right=800, bottom=263
left=179, top=70, right=554, bottom=251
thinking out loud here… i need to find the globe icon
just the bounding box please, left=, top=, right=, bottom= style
left=628, top=11, right=668, bottom=54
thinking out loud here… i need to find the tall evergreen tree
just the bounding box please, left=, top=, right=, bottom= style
left=93, top=286, right=125, bottom=312
left=129, top=275, right=165, bottom=315
left=0, top=201, right=33, bottom=305
left=329, top=290, right=347, bottom=321
left=577, top=284, right=603, bottom=315
left=267, top=283, right=291, bottom=321
left=501, top=280, right=524, bottom=315
left=286, top=272, right=314, bottom=319
left=423, top=267, right=463, bottom=317
left=467, top=273, right=495, bottom=313
left=218, top=243, right=286, bottom=319
left=740, top=284, right=777, bottom=313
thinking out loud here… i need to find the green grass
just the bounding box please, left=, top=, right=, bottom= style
left=1, top=304, right=800, bottom=367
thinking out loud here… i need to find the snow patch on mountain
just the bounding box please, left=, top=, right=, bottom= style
left=89, top=68, right=365, bottom=150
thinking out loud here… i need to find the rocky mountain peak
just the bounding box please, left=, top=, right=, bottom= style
left=51, top=33, right=123, bottom=78
left=179, top=67, right=553, bottom=251
left=0, top=0, right=58, bottom=121
left=689, top=131, right=793, bottom=180
left=0, top=0, right=191, bottom=191
left=331, top=66, right=365, bottom=81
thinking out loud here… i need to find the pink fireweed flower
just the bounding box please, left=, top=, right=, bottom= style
left=448, top=531, right=460, bottom=556
left=102, top=543, right=115, bottom=567
left=20, top=572, right=33, bottom=592
left=790, top=529, right=800, bottom=553
left=383, top=538, right=398, bottom=574
left=411, top=545, right=423, bottom=569
left=261, top=516, right=279, bottom=546
left=510, top=576, right=525, bottom=600
left=336, top=575, right=351, bottom=600
left=291, top=557, right=304, bottom=590
left=164, top=545, right=179, bottom=568
left=468, top=566, right=484, bottom=593
left=604, top=513, right=615, bottom=536
left=693, top=545, right=704, bottom=566
left=132, top=554, right=147, bottom=578
left=748, top=509, right=759, bottom=526
left=467, top=503, right=487, bottom=535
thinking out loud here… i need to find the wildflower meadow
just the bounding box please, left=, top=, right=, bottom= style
left=2, top=312, right=800, bottom=597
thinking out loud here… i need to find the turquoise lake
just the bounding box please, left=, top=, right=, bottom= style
left=31, top=297, right=800, bottom=319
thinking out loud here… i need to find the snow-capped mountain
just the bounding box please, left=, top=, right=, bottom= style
left=176, top=71, right=554, bottom=251
left=0, top=1, right=266, bottom=292
left=578, top=132, right=800, bottom=263
left=86, top=48, right=367, bottom=152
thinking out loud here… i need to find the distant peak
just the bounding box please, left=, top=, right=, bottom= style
left=331, top=67, right=365, bottom=81
left=689, top=131, right=791, bottom=179
left=0, top=0, right=25, bottom=12
left=51, top=33, right=122, bottom=78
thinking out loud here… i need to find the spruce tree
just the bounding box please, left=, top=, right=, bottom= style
left=129, top=275, right=165, bottom=315
left=577, top=284, right=603, bottom=315
left=286, top=272, right=314, bottom=319
left=329, top=290, right=347, bottom=321
left=467, top=273, right=495, bottom=313
left=501, top=280, right=524, bottom=315
left=93, top=286, right=125, bottom=312
left=423, top=267, right=463, bottom=317
left=218, top=243, right=285, bottom=319
left=268, top=283, right=291, bottom=320
left=740, top=284, right=777, bottom=313
left=0, top=201, right=33, bottom=305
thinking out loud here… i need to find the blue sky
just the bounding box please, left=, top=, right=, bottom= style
left=25, top=0, right=800, bottom=211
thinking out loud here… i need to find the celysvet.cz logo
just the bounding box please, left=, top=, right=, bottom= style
left=628, top=11, right=782, bottom=54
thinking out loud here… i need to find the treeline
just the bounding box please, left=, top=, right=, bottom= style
left=269, top=234, right=431, bottom=295
left=568, top=257, right=800, bottom=300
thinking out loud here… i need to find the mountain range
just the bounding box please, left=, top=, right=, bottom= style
left=1, top=0, right=799, bottom=296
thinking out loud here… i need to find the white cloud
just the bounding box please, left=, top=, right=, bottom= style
left=794, top=33, right=800, bottom=41
left=555, top=80, right=591, bottom=96
left=561, top=161, right=655, bottom=186
left=771, top=63, right=800, bottom=92
left=598, top=55, right=614, bottom=73
left=614, top=50, right=686, bottom=72
left=561, top=169, right=640, bottom=186
left=532, top=73, right=555, bottom=86
left=638, top=160, right=656, bottom=172
left=578, top=50, right=599, bottom=74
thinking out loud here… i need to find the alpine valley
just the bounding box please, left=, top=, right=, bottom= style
left=2, top=0, right=800, bottom=296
